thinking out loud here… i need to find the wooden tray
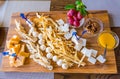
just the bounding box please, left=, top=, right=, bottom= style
left=1, top=11, right=117, bottom=74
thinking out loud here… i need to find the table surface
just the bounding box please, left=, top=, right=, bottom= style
left=0, top=0, right=120, bottom=79
left=1, top=11, right=117, bottom=74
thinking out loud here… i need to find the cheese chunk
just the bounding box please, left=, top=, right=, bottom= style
left=40, top=45, right=46, bottom=51
left=71, top=36, right=79, bottom=45
left=19, top=44, right=25, bottom=53
left=91, top=49, right=98, bottom=57
left=81, top=47, right=92, bottom=57
left=11, top=44, right=21, bottom=55
left=64, top=32, right=72, bottom=40
left=97, top=55, right=106, bottom=63
left=81, top=47, right=87, bottom=54
left=46, top=47, right=52, bottom=53
left=57, top=59, right=63, bottom=66
left=10, top=35, right=20, bottom=44
left=18, top=52, right=29, bottom=57
left=38, top=33, right=43, bottom=40
left=70, top=29, right=77, bottom=34
left=46, top=53, right=53, bottom=59
left=85, top=50, right=92, bottom=57
left=62, top=63, right=68, bottom=69
left=80, top=38, right=86, bottom=46
left=88, top=57, right=96, bottom=64
left=52, top=56, right=59, bottom=62
left=32, top=31, right=39, bottom=37
left=7, top=41, right=14, bottom=49
left=14, top=56, right=26, bottom=67
left=56, top=19, right=64, bottom=26
left=11, top=35, right=20, bottom=42
left=74, top=43, right=82, bottom=51
left=38, top=39, right=45, bottom=45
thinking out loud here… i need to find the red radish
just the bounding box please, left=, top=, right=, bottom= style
left=73, top=21, right=80, bottom=27
left=73, top=16, right=78, bottom=21
left=67, top=9, right=77, bottom=17
left=67, top=16, right=73, bottom=20
left=68, top=18, right=74, bottom=25
left=77, top=11, right=83, bottom=20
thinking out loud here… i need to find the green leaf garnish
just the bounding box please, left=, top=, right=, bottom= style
left=64, top=4, right=75, bottom=10
left=75, top=0, right=81, bottom=5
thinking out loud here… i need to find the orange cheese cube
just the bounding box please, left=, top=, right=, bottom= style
left=18, top=52, right=29, bottom=57
left=9, top=35, right=20, bottom=44
left=7, top=41, right=14, bottom=49
left=14, top=56, right=25, bottom=67
left=11, top=44, right=21, bottom=55
left=19, top=44, right=25, bottom=53
left=9, top=56, right=16, bottom=67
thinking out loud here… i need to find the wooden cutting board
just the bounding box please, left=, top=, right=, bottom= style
left=1, top=10, right=117, bottom=74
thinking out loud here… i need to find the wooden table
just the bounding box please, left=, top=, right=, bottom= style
left=0, top=10, right=117, bottom=74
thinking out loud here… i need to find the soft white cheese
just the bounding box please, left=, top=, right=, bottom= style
left=64, top=23, right=69, bottom=32
left=30, top=55, right=34, bottom=59
left=46, top=53, right=53, bottom=59
left=81, top=47, right=88, bottom=54
left=40, top=45, right=46, bottom=51
left=70, top=29, right=77, bottom=34
left=46, top=47, right=52, bottom=53
left=56, top=19, right=64, bottom=26
left=57, top=59, right=63, bottom=66
left=62, top=63, right=68, bottom=69
left=38, top=39, right=45, bottom=45
left=52, top=56, right=59, bottom=62
left=85, top=49, right=92, bottom=57
left=88, top=57, right=96, bottom=64
left=91, top=49, right=98, bottom=57
left=34, top=53, right=40, bottom=58
left=74, top=43, right=82, bottom=51
left=38, top=33, right=43, bottom=40
left=97, top=55, right=106, bottom=63
left=64, top=32, right=72, bottom=40
left=58, top=24, right=69, bottom=32
left=71, top=35, right=79, bottom=45
left=81, top=47, right=92, bottom=57
left=80, top=38, right=86, bottom=46
left=32, top=31, right=39, bottom=37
